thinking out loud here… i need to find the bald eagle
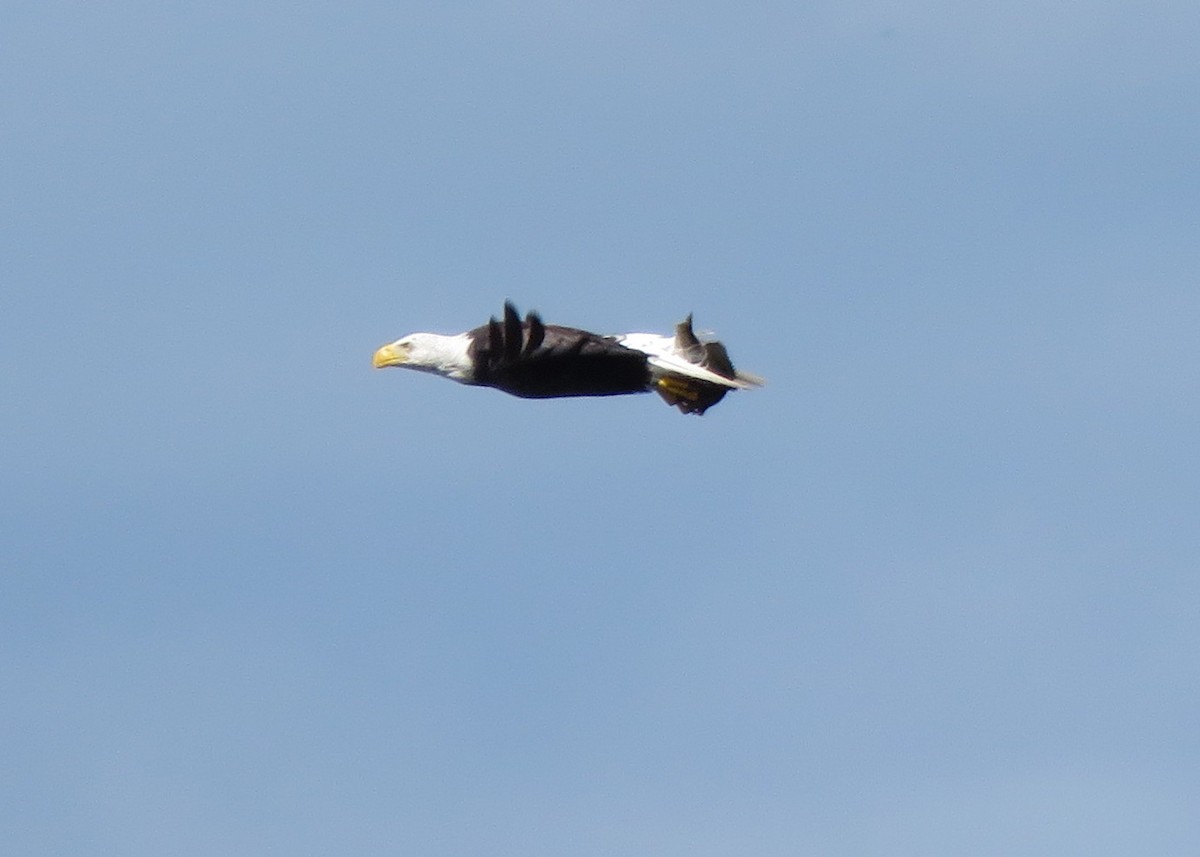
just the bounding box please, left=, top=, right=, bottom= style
left=373, top=302, right=763, bottom=415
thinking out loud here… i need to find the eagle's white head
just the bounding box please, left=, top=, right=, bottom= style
left=372, top=333, right=474, bottom=382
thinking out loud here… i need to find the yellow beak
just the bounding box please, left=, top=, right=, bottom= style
left=372, top=343, right=407, bottom=369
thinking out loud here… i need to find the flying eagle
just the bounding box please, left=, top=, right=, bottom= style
left=372, top=301, right=763, bottom=415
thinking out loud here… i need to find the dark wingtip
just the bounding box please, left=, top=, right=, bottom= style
left=674, top=312, right=702, bottom=353
left=502, top=301, right=522, bottom=361
left=487, top=316, right=502, bottom=354
left=523, top=310, right=545, bottom=354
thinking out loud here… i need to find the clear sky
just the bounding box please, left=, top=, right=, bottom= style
left=4, top=3, right=1199, bottom=854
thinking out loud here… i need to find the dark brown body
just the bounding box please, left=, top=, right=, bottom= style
left=466, top=304, right=652, bottom=398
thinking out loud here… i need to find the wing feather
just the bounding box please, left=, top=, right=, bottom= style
left=523, top=310, right=545, bottom=355
left=502, top=301, right=522, bottom=363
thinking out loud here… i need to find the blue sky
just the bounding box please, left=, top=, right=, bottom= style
left=4, top=2, right=1199, bottom=854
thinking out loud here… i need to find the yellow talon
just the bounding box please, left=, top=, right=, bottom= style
left=656, top=375, right=700, bottom=402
